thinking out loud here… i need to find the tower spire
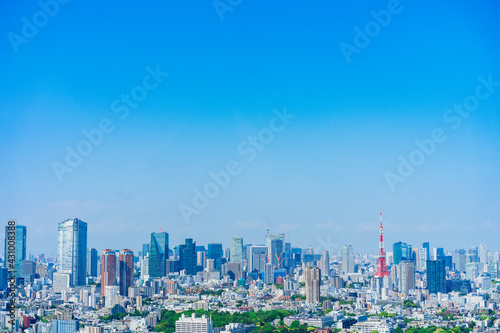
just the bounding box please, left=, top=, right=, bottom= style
left=374, top=211, right=390, bottom=278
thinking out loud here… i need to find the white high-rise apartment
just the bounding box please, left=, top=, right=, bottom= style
left=175, top=313, right=213, bottom=333
left=320, top=251, right=330, bottom=277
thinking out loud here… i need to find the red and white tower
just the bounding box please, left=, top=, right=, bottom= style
left=374, top=211, right=390, bottom=278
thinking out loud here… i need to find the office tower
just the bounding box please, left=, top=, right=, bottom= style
left=427, top=260, right=446, bottom=294
left=179, top=239, right=197, bottom=275
left=399, top=260, right=415, bottom=294
left=248, top=246, right=267, bottom=273
left=393, top=242, right=403, bottom=266
left=175, top=313, right=213, bottom=333
left=422, top=242, right=430, bottom=260
left=206, top=259, right=215, bottom=272
left=21, top=259, right=36, bottom=282
left=469, top=246, right=478, bottom=262
left=52, top=320, right=79, bottom=333
left=418, top=248, right=428, bottom=271
left=342, top=245, right=354, bottom=274
left=466, top=262, right=479, bottom=280
left=87, top=248, right=98, bottom=277
left=230, top=237, right=243, bottom=263
left=101, top=249, right=116, bottom=296
left=141, top=255, right=149, bottom=279
left=434, top=248, right=445, bottom=261
left=453, top=249, right=466, bottom=272
left=4, top=224, right=27, bottom=278
left=490, top=261, right=499, bottom=280
left=207, top=243, right=223, bottom=270
left=104, top=285, right=120, bottom=308
left=119, top=249, right=133, bottom=296
left=263, top=263, right=274, bottom=284
left=142, top=243, right=150, bottom=259
left=149, top=232, right=169, bottom=278
left=479, top=244, right=488, bottom=264
left=225, top=262, right=241, bottom=280
left=57, top=218, right=87, bottom=286
left=266, top=233, right=285, bottom=268
left=305, top=266, right=321, bottom=303
left=320, top=251, right=330, bottom=277
left=197, top=251, right=206, bottom=268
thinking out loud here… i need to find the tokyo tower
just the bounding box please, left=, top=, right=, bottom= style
left=374, top=211, right=390, bottom=278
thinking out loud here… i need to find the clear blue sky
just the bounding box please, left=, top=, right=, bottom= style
left=1, top=0, right=499, bottom=257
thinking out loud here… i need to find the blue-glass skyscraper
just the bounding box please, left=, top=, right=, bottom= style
left=149, top=232, right=169, bottom=278
left=427, top=260, right=446, bottom=294
left=180, top=238, right=197, bottom=275
left=57, top=218, right=87, bottom=286
left=208, top=243, right=223, bottom=270
left=4, top=224, right=26, bottom=279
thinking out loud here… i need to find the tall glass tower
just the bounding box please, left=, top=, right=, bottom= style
left=149, top=232, right=169, bottom=278
left=4, top=225, right=27, bottom=279
left=57, top=218, right=87, bottom=286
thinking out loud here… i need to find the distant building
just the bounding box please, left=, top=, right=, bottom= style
left=248, top=246, right=267, bottom=273
left=101, top=249, right=116, bottom=296
left=230, top=237, right=243, bottom=263
left=180, top=238, right=197, bottom=275
left=320, top=251, right=330, bottom=277
left=207, top=243, right=224, bottom=271
left=87, top=248, right=98, bottom=277
left=57, top=218, right=87, bottom=286
left=4, top=225, right=27, bottom=279
left=119, top=249, right=134, bottom=296
left=149, top=232, right=169, bottom=278
left=305, top=266, right=320, bottom=303
left=175, top=313, right=213, bottom=333
left=398, top=260, right=415, bottom=294
left=266, top=233, right=285, bottom=268
left=426, top=260, right=446, bottom=294
left=342, top=245, right=354, bottom=273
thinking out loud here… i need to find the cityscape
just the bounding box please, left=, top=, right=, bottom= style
left=2, top=1, right=500, bottom=333
left=0, top=213, right=499, bottom=333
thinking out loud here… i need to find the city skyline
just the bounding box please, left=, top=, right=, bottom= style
left=1, top=1, right=500, bottom=256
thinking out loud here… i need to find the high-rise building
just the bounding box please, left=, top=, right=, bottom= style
left=320, top=251, right=330, bottom=277
left=305, top=266, right=320, bottom=303
left=434, top=248, right=445, bottom=261
left=399, top=261, right=415, bottom=294
left=57, top=218, right=87, bottom=286
left=263, top=262, right=274, bottom=284
left=418, top=248, right=428, bottom=271
left=179, top=239, right=197, bottom=275
left=21, top=259, right=36, bottom=282
left=393, top=241, right=413, bottom=265
left=101, top=249, right=116, bottom=296
left=207, top=243, right=223, bottom=271
left=248, top=246, right=267, bottom=273
left=119, top=249, right=134, bottom=296
left=142, top=243, right=150, bottom=259
left=469, top=246, right=479, bottom=263
left=422, top=242, right=430, bottom=261
left=266, top=233, right=285, bottom=268
left=149, top=232, right=169, bottom=278
left=342, top=245, right=354, bottom=273
left=427, top=260, right=446, bottom=294
left=87, top=248, right=98, bottom=277
left=479, top=243, right=488, bottom=264
left=490, top=261, right=499, bottom=280
left=4, top=224, right=27, bottom=279
left=230, top=237, right=243, bottom=263
left=453, top=249, right=466, bottom=272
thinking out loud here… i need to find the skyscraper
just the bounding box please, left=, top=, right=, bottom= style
left=320, top=251, right=330, bottom=277
left=305, top=266, right=320, bottom=303
left=57, top=218, right=87, bottom=286
left=342, top=245, right=354, bottom=273
left=230, top=237, right=243, bottom=263
left=101, top=249, right=116, bottom=296
left=266, top=233, right=285, bottom=268
left=119, top=249, right=134, bottom=296
left=179, top=238, right=197, bottom=275
left=453, top=249, right=466, bottom=272
left=149, top=232, right=169, bottom=278
left=399, top=260, right=415, bottom=294
left=207, top=243, right=223, bottom=271
left=393, top=242, right=403, bottom=266
left=248, top=245, right=267, bottom=273
left=479, top=243, right=488, bottom=264
left=4, top=224, right=26, bottom=279
left=427, top=260, right=446, bottom=294
left=87, top=248, right=98, bottom=277
left=422, top=242, right=430, bottom=260
left=418, top=248, right=428, bottom=271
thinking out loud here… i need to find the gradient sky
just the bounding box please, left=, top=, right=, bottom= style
left=1, top=1, right=500, bottom=258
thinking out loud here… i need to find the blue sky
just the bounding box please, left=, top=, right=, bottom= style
left=1, top=0, right=500, bottom=257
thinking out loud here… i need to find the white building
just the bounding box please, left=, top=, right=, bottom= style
left=175, top=313, right=213, bottom=333
left=104, top=286, right=120, bottom=308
